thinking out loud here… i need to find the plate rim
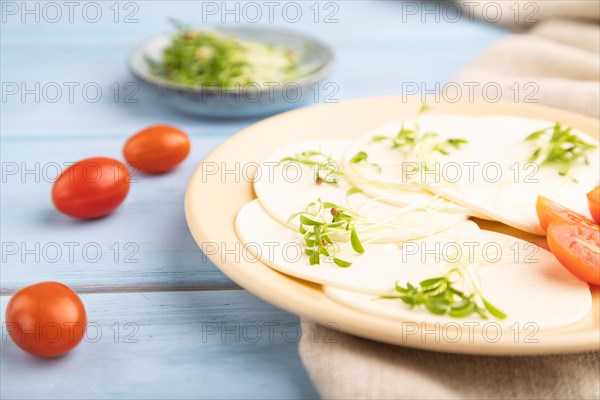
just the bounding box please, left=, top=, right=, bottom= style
left=185, top=96, right=600, bottom=355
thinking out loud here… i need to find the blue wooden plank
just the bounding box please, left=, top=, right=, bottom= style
left=0, top=39, right=501, bottom=137
left=0, top=290, right=319, bottom=399
left=1, top=136, right=239, bottom=293
left=1, top=1, right=507, bottom=138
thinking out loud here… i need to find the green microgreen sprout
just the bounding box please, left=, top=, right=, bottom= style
left=287, top=186, right=456, bottom=267
left=147, top=21, right=299, bottom=88
left=348, top=151, right=382, bottom=173
left=369, top=104, right=468, bottom=169
left=526, top=121, right=597, bottom=178
left=383, top=249, right=506, bottom=320
left=389, top=274, right=506, bottom=319
left=287, top=188, right=366, bottom=267
left=281, top=150, right=342, bottom=185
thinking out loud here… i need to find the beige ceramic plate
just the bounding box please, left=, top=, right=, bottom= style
left=185, top=97, right=600, bottom=355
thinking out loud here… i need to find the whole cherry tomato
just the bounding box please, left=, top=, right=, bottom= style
left=5, top=282, right=87, bottom=358
left=123, top=125, right=190, bottom=173
left=52, top=157, right=130, bottom=219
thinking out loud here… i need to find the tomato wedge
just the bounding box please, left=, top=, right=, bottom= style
left=587, top=187, right=600, bottom=224
left=536, top=196, right=596, bottom=232
left=547, top=222, right=600, bottom=286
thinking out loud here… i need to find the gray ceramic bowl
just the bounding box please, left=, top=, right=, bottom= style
left=128, top=27, right=334, bottom=118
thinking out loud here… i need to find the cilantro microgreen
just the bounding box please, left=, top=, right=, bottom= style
left=370, top=104, right=468, bottom=167
left=388, top=267, right=506, bottom=320
left=348, top=151, right=382, bottom=172
left=281, top=150, right=341, bottom=185
left=148, top=22, right=299, bottom=88
left=526, top=122, right=597, bottom=177
left=289, top=189, right=366, bottom=267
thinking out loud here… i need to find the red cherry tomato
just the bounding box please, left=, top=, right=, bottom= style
left=123, top=125, right=190, bottom=173
left=536, top=196, right=596, bottom=232
left=587, top=187, right=600, bottom=224
left=5, top=282, right=87, bottom=358
left=547, top=222, right=600, bottom=286
left=52, top=157, right=130, bottom=219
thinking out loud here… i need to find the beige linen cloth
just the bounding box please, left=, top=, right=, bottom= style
left=299, top=2, right=600, bottom=399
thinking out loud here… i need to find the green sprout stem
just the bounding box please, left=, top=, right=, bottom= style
left=369, top=104, right=468, bottom=168
left=386, top=251, right=507, bottom=320
left=526, top=121, right=597, bottom=178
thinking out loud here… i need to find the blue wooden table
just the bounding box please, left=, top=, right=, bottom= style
left=0, top=2, right=506, bottom=398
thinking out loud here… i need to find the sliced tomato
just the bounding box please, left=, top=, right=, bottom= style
left=587, top=187, right=600, bottom=224
left=536, top=196, right=597, bottom=232
left=547, top=222, right=600, bottom=286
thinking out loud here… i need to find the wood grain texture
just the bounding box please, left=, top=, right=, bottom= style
left=1, top=1, right=505, bottom=138
left=1, top=136, right=238, bottom=294
left=0, top=290, right=319, bottom=399
left=0, top=1, right=507, bottom=398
